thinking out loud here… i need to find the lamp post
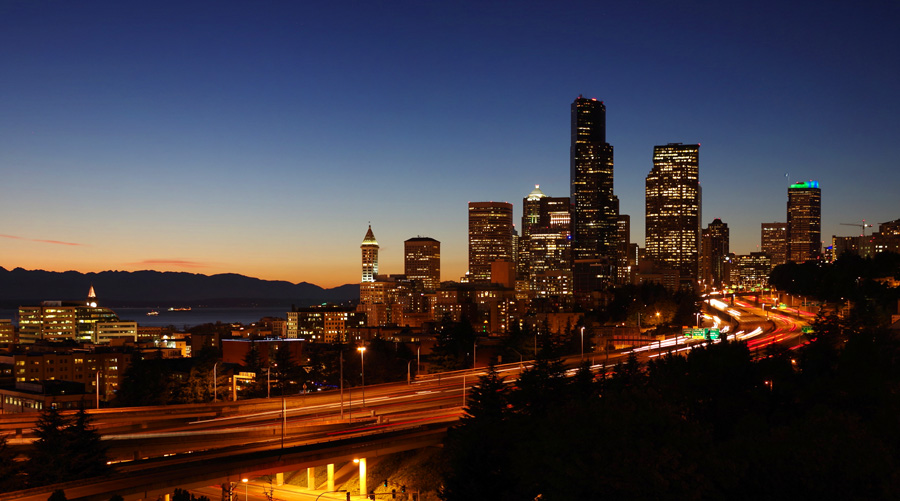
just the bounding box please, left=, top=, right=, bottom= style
left=510, top=348, right=523, bottom=370
left=95, top=370, right=101, bottom=409
left=213, top=362, right=218, bottom=403
left=357, top=347, right=366, bottom=408
left=242, top=478, right=248, bottom=501
left=580, top=326, right=585, bottom=360
left=339, top=350, right=344, bottom=420
left=407, top=360, right=413, bottom=385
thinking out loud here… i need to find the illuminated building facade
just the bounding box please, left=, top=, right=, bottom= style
left=468, top=201, right=514, bottom=283
left=700, top=218, right=729, bottom=289
left=360, top=225, right=379, bottom=282
left=519, top=189, right=572, bottom=297
left=645, top=143, right=701, bottom=284
left=787, top=181, right=822, bottom=263
left=17, top=287, right=120, bottom=344
left=1, top=350, right=132, bottom=408
left=761, top=222, right=788, bottom=267
left=404, top=237, right=441, bottom=291
left=570, top=96, right=619, bottom=291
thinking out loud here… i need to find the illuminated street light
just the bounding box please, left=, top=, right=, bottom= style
left=242, top=478, right=248, bottom=501
left=580, top=326, right=585, bottom=360
left=358, top=347, right=366, bottom=408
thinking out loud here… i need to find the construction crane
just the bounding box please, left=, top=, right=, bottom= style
left=841, top=220, right=873, bottom=237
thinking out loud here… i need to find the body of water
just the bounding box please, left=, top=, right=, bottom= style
left=0, top=306, right=292, bottom=329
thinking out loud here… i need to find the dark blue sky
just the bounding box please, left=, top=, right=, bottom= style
left=2, top=1, right=898, bottom=286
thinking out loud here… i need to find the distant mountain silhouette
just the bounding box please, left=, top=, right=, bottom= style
left=0, top=267, right=359, bottom=308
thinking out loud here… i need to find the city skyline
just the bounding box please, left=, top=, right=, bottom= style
left=2, top=2, right=898, bottom=288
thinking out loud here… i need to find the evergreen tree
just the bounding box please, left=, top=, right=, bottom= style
left=0, top=433, right=22, bottom=492
left=26, top=406, right=71, bottom=486
left=63, top=407, right=110, bottom=479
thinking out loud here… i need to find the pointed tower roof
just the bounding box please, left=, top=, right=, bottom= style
left=88, top=285, right=97, bottom=298
left=361, top=225, right=378, bottom=246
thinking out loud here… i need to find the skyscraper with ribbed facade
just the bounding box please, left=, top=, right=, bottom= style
left=646, top=143, right=701, bottom=284
left=405, top=237, right=441, bottom=291
left=787, top=181, right=822, bottom=263
left=570, top=96, right=619, bottom=292
left=468, top=201, right=514, bottom=283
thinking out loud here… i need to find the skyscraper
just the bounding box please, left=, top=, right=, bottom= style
left=700, top=218, right=729, bottom=288
left=518, top=187, right=572, bottom=297
left=761, top=222, right=788, bottom=267
left=404, top=237, right=441, bottom=291
left=360, top=225, right=379, bottom=282
left=646, top=143, right=701, bottom=284
left=570, top=96, right=619, bottom=291
left=468, top=201, right=514, bottom=283
left=787, top=181, right=822, bottom=263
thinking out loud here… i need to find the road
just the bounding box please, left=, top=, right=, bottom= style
left=0, top=301, right=816, bottom=500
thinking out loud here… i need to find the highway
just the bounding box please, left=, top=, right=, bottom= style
left=0, top=301, right=815, bottom=500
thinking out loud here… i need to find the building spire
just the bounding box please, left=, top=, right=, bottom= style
left=361, top=225, right=379, bottom=282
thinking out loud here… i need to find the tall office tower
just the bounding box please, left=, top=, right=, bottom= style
left=616, top=214, right=631, bottom=282
left=787, top=181, right=822, bottom=263
left=404, top=237, right=441, bottom=290
left=360, top=225, right=379, bottom=282
left=521, top=193, right=572, bottom=296
left=468, top=201, right=514, bottom=283
left=519, top=185, right=547, bottom=280
left=646, top=143, right=701, bottom=284
left=700, top=218, right=729, bottom=288
left=570, top=96, right=619, bottom=291
left=761, top=222, right=788, bottom=267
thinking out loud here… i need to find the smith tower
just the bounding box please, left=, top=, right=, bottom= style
left=570, top=96, right=619, bottom=291
left=360, top=225, right=379, bottom=282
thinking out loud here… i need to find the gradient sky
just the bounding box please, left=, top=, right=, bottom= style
left=2, top=1, right=898, bottom=288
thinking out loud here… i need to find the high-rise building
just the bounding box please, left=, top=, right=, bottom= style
left=468, top=202, right=514, bottom=283
left=787, top=181, right=822, bottom=263
left=761, top=222, right=788, bottom=267
left=616, top=214, right=631, bottom=283
left=700, top=218, right=729, bottom=289
left=518, top=189, right=572, bottom=297
left=646, top=143, right=701, bottom=284
left=404, top=237, right=441, bottom=291
left=570, top=96, right=619, bottom=291
left=360, top=225, right=379, bottom=282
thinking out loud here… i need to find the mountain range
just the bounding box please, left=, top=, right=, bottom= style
left=0, top=267, right=358, bottom=308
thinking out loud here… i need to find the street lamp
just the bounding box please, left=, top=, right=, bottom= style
left=357, top=346, right=366, bottom=408
left=339, top=350, right=344, bottom=420
left=213, top=361, right=218, bottom=403
left=510, top=348, right=523, bottom=370
left=580, top=326, right=585, bottom=360
left=95, top=370, right=101, bottom=409
left=242, top=478, right=248, bottom=501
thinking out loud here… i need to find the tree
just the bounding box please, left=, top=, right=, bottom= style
left=64, top=407, right=110, bottom=479
left=0, top=433, right=23, bottom=492
left=25, top=405, right=110, bottom=487
left=47, top=490, right=67, bottom=501
left=26, top=406, right=71, bottom=486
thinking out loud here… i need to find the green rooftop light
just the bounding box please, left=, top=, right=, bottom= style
left=790, top=180, right=820, bottom=189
